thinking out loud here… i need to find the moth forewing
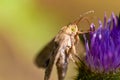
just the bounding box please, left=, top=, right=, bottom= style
left=35, top=38, right=61, bottom=80
left=44, top=45, right=60, bottom=80
left=35, top=38, right=58, bottom=68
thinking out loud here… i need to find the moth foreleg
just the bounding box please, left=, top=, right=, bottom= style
left=69, top=44, right=81, bottom=63
left=69, top=54, right=75, bottom=63
left=78, top=30, right=90, bottom=34
left=74, top=35, right=80, bottom=44
left=70, top=45, right=77, bottom=55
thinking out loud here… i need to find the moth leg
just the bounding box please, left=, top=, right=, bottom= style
left=69, top=45, right=82, bottom=63
left=78, top=30, right=90, bottom=34
left=65, top=47, right=75, bottom=62
left=69, top=54, right=75, bottom=63
left=70, top=46, right=82, bottom=63
left=74, top=35, right=80, bottom=44
left=56, top=52, right=68, bottom=80
left=71, top=45, right=77, bottom=54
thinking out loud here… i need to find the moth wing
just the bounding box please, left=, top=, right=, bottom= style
left=34, top=38, right=58, bottom=68
left=44, top=44, right=60, bottom=80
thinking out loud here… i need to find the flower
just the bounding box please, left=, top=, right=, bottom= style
left=84, top=13, right=120, bottom=73
left=75, top=13, right=120, bottom=80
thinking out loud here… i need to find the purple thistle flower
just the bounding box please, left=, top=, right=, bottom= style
left=84, top=13, right=120, bottom=73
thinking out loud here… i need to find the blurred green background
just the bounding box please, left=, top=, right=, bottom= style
left=0, top=0, right=119, bottom=80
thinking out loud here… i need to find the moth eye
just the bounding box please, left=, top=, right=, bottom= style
left=71, top=27, right=76, bottom=32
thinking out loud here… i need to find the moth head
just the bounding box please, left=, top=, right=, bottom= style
left=69, top=24, right=78, bottom=34
left=62, top=24, right=78, bottom=34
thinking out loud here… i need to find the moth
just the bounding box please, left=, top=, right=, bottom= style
left=34, top=11, right=94, bottom=80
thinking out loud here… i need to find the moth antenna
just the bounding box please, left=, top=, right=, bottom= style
left=77, top=30, right=91, bottom=34
left=72, top=10, right=95, bottom=25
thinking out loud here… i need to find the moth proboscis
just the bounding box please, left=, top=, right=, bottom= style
left=34, top=10, right=94, bottom=80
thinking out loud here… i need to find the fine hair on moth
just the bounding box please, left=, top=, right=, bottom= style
left=34, top=10, right=94, bottom=80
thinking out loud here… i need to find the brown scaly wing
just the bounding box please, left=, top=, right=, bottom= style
left=34, top=38, right=58, bottom=68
